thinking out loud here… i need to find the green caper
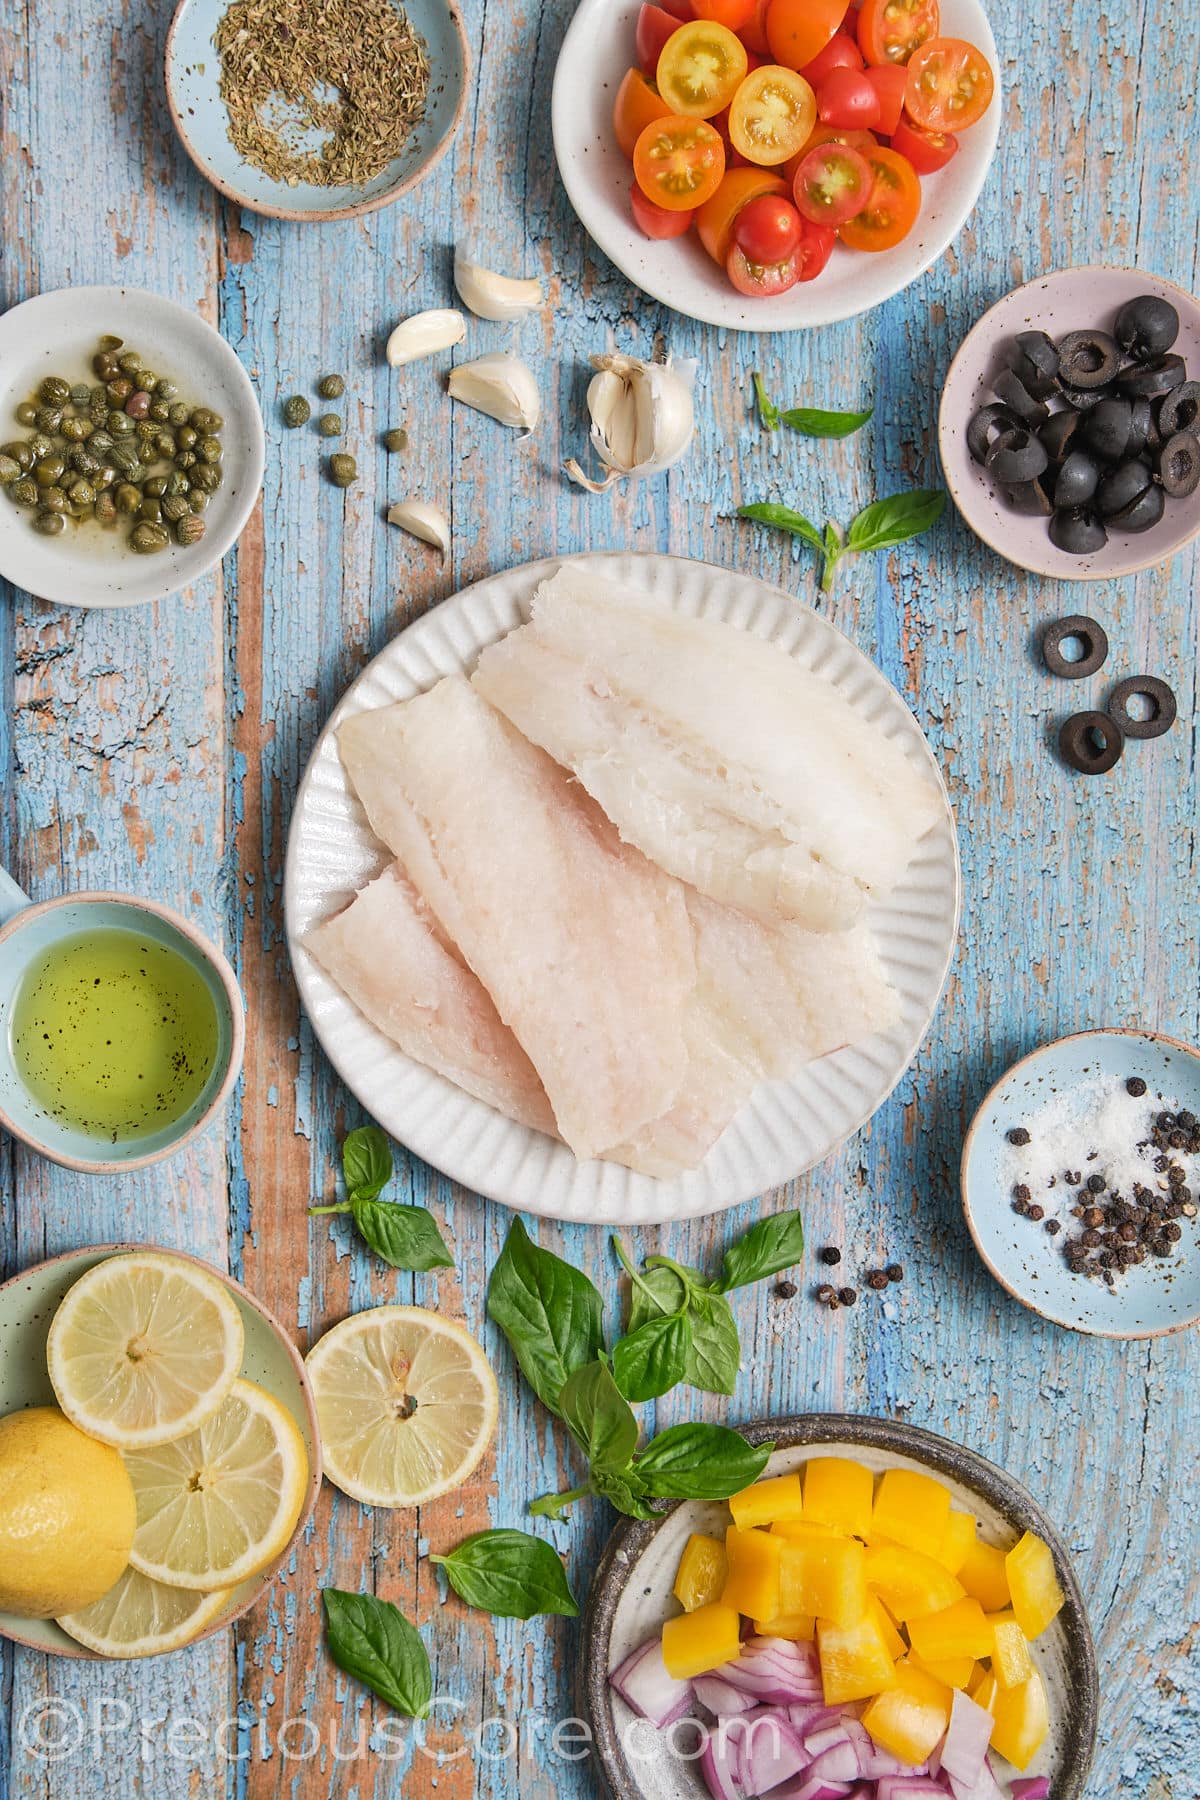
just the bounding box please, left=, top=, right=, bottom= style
left=71, top=447, right=101, bottom=478
left=161, top=494, right=190, bottom=523
left=130, top=520, right=169, bottom=554
left=98, top=334, right=123, bottom=352
left=317, top=413, right=343, bottom=438
left=40, top=487, right=68, bottom=513
left=175, top=512, right=206, bottom=547
left=93, top=352, right=120, bottom=381
left=14, top=401, right=38, bottom=427
left=69, top=382, right=91, bottom=407
left=67, top=479, right=96, bottom=508
left=94, top=490, right=119, bottom=527
left=149, top=399, right=171, bottom=423
left=155, top=430, right=177, bottom=457
left=94, top=466, right=118, bottom=491
left=175, top=424, right=197, bottom=451
left=168, top=401, right=189, bottom=426
left=35, top=406, right=63, bottom=434
left=138, top=496, right=164, bottom=524
left=61, top=416, right=93, bottom=443
left=89, top=391, right=110, bottom=426
left=136, top=440, right=157, bottom=465
left=114, top=483, right=142, bottom=515
left=143, top=475, right=168, bottom=498
left=197, top=435, right=223, bottom=463
left=189, top=461, right=221, bottom=493
left=0, top=454, right=20, bottom=485
left=188, top=487, right=210, bottom=512
left=39, top=376, right=71, bottom=407
left=163, top=470, right=189, bottom=497
left=116, top=351, right=142, bottom=375
left=33, top=509, right=65, bottom=536
left=106, top=378, right=133, bottom=404
left=190, top=407, right=224, bottom=433
left=9, top=477, right=37, bottom=507
left=34, top=454, right=66, bottom=486
left=317, top=374, right=345, bottom=400
left=134, top=419, right=157, bottom=442
left=3, top=441, right=34, bottom=471
left=135, top=372, right=158, bottom=394
left=155, top=380, right=178, bottom=401
left=110, top=444, right=141, bottom=476
left=175, top=449, right=197, bottom=471
left=282, top=395, right=311, bottom=428
left=28, top=434, right=54, bottom=460
left=89, top=429, right=114, bottom=455
left=108, top=412, right=135, bottom=437
left=328, top=452, right=357, bottom=488
left=383, top=427, right=409, bottom=453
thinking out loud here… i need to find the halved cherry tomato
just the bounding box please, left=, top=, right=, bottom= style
left=633, top=114, right=727, bottom=208
left=637, top=4, right=682, bottom=75
left=726, top=241, right=802, bottom=295
left=630, top=180, right=696, bottom=238
left=657, top=21, right=749, bottom=116
left=784, top=120, right=876, bottom=181
left=904, top=37, right=994, bottom=131
left=891, top=113, right=958, bottom=171
left=864, top=63, right=908, bottom=132
left=857, top=0, right=938, bottom=64
left=696, top=166, right=787, bottom=260
left=733, top=192, right=804, bottom=261
left=613, top=67, right=672, bottom=159
left=765, top=0, right=849, bottom=72
left=691, top=0, right=755, bottom=24
left=798, top=217, right=838, bottom=279
left=658, top=0, right=693, bottom=15
left=801, top=32, right=863, bottom=84
left=740, top=0, right=774, bottom=54
left=728, top=64, right=816, bottom=164
left=816, top=66, right=881, bottom=128
left=792, top=141, right=873, bottom=225
left=839, top=143, right=921, bottom=249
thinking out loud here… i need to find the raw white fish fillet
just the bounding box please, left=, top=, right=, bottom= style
left=336, top=677, right=695, bottom=1161
left=304, top=863, right=558, bottom=1137
left=473, top=567, right=944, bottom=931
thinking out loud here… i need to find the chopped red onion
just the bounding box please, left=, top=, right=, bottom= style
left=609, top=1637, right=692, bottom=1728
left=694, top=1674, right=760, bottom=1717
left=701, top=1716, right=751, bottom=1800
left=936, top=1691, right=994, bottom=1786
left=740, top=1715, right=812, bottom=1792
left=1009, top=1780, right=1051, bottom=1800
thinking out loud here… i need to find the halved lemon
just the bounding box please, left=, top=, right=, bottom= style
left=305, top=1307, right=498, bottom=1507
left=125, top=1379, right=309, bottom=1590
left=47, top=1251, right=244, bottom=1450
left=57, top=1566, right=232, bottom=1659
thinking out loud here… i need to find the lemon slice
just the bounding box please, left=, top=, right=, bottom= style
left=124, top=1379, right=309, bottom=1590
left=58, top=1566, right=232, bottom=1659
left=306, top=1307, right=498, bottom=1507
left=47, top=1251, right=244, bottom=1450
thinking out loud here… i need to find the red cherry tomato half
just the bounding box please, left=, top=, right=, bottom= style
left=732, top=191, right=805, bottom=260
left=658, top=0, right=693, bottom=16
left=613, top=67, right=673, bottom=158
left=657, top=20, right=750, bottom=115
left=696, top=166, right=788, bottom=259
left=839, top=143, right=921, bottom=249
left=692, top=0, right=755, bottom=25
left=765, top=0, right=849, bottom=72
left=864, top=63, right=908, bottom=132
left=904, top=37, right=994, bottom=131
left=792, top=141, right=873, bottom=225
left=890, top=113, right=958, bottom=171
left=726, top=240, right=802, bottom=295
left=740, top=0, right=774, bottom=54
left=630, top=179, right=695, bottom=237
left=857, top=0, right=939, bottom=64
left=633, top=113, right=727, bottom=208
left=816, top=66, right=881, bottom=129
left=800, top=32, right=863, bottom=85
left=637, top=4, right=683, bottom=75
left=798, top=217, right=838, bottom=279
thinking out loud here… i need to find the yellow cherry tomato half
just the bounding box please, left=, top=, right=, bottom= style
left=656, top=21, right=750, bottom=118
left=634, top=114, right=728, bottom=210
left=728, top=64, right=817, bottom=164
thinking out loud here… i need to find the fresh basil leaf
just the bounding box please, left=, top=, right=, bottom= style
left=846, top=487, right=946, bottom=554
left=685, top=1289, right=741, bottom=1395
left=752, top=372, right=781, bottom=431
left=350, top=1197, right=453, bottom=1271
left=323, top=1589, right=431, bottom=1718
left=342, top=1125, right=393, bottom=1202
left=738, top=502, right=826, bottom=558
left=717, top=1209, right=806, bottom=1292
left=779, top=404, right=873, bottom=438
left=612, top=1311, right=692, bottom=1403
left=559, top=1360, right=639, bottom=1474
left=487, top=1219, right=604, bottom=1418
left=430, top=1530, right=578, bottom=1620
left=627, top=1262, right=689, bottom=1333
left=635, top=1424, right=773, bottom=1499
left=591, top=1465, right=659, bottom=1519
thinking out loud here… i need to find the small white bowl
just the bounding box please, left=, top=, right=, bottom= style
left=0, top=285, right=264, bottom=609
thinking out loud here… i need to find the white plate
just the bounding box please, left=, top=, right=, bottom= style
left=551, top=0, right=1001, bottom=331
left=0, top=286, right=264, bottom=608
left=284, top=552, right=960, bottom=1226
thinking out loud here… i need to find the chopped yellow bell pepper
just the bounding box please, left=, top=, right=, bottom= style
left=721, top=1526, right=782, bottom=1622
left=674, top=1532, right=729, bottom=1613
left=779, top=1534, right=867, bottom=1628
left=909, top=1649, right=978, bottom=1689
left=969, top=1666, right=999, bottom=1712
left=958, top=1538, right=1012, bottom=1612
left=817, top=1614, right=897, bottom=1705
left=729, top=1472, right=805, bottom=1529
left=864, top=1542, right=966, bottom=1621
left=990, top=1667, right=1049, bottom=1770
left=871, top=1468, right=952, bottom=1557
left=772, top=1517, right=843, bottom=1540
left=935, top=1510, right=978, bottom=1575
left=907, top=1596, right=996, bottom=1662
left=870, top=1595, right=907, bottom=1661
left=803, top=1456, right=874, bottom=1538
left=862, top=1660, right=953, bottom=1764
left=1005, top=1531, right=1064, bottom=1641
left=754, top=1611, right=815, bottom=1641
left=662, top=1602, right=743, bottom=1680
left=990, top=1618, right=1034, bottom=1690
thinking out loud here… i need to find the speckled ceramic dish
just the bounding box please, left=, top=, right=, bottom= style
left=584, top=1415, right=1097, bottom=1800
left=962, top=1028, right=1200, bottom=1338
left=165, top=0, right=468, bottom=222
left=0, top=1246, right=321, bottom=1659
left=939, top=266, right=1200, bottom=580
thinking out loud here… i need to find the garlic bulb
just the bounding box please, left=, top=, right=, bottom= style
left=565, top=351, right=696, bottom=493
left=386, top=309, right=466, bottom=368
left=454, top=247, right=544, bottom=322
left=387, top=501, right=450, bottom=556
left=448, top=352, right=541, bottom=431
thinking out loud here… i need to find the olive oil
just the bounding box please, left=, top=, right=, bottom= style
left=10, top=929, right=220, bottom=1143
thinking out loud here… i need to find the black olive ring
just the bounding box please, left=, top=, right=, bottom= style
left=1059, top=710, right=1125, bottom=775
left=1042, top=615, right=1109, bottom=679
left=1107, top=675, right=1177, bottom=740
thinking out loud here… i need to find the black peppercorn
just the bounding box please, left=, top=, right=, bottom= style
left=815, top=1283, right=836, bottom=1304
left=1013, top=1183, right=1031, bottom=1203
left=866, top=1270, right=889, bottom=1291
left=1126, top=1076, right=1147, bottom=1097
left=1027, top=1204, right=1045, bottom=1222
left=1045, top=1219, right=1061, bottom=1235
left=1007, top=1126, right=1031, bottom=1146
left=838, top=1286, right=857, bottom=1306
left=819, top=1246, right=842, bottom=1266
left=775, top=1279, right=798, bottom=1299
left=886, top=1264, right=904, bottom=1282
left=1087, top=1172, right=1106, bottom=1193
left=1164, top=1221, right=1183, bottom=1242
left=1081, top=1229, right=1102, bottom=1248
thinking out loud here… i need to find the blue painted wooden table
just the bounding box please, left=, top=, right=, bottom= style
left=2, top=0, right=1198, bottom=1794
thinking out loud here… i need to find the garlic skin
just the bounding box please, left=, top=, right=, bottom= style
left=454, top=247, right=544, bottom=322
left=565, top=352, right=696, bottom=493
left=387, top=501, right=450, bottom=556
left=386, top=309, right=467, bottom=368
left=448, top=352, right=541, bottom=432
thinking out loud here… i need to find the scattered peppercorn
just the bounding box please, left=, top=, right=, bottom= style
left=1013, top=1183, right=1031, bottom=1203
left=815, top=1283, right=836, bottom=1304
left=1007, top=1126, right=1031, bottom=1146
left=865, top=1270, right=888, bottom=1291
left=1027, top=1204, right=1045, bottom=1221
left=1045, top=1219, right=1061, bottom=1235
left=1087, top=1172, right=1106, bottom=1193
left=775, top=1279, right=798, bottom=1299
left=838, top=1287, right=857, bottom=1306
left=885, top=1264, right=904, bottom=1283
left=1126, top=1076, right=1147, bottom=1097
left=819, top=1246, right=841, bottom=1266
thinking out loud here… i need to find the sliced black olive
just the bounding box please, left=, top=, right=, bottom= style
left=1082, top=396, right=1133, bottom=462
left=1059, top=709, right=1124, bottom=775
left=1058, top=383, right=1107, bottom=412
left=1117, top=353, right=1186, bottom=399
left=1042, top=614, right=1109, bottom=679
left=967, top=402, right=1020, bottom=465
left=1003, top=477, right=1053, bottom=516
left=1039, top=410, right=1081, bottom=461
left=1107, top=674, right=1177, bottom=740
left=1158, top=430, right=1200, bottom=497
left=1109, top=482, right=1165, bottom=533
left=1057, top=329, right=1120, bottom=390
left=1049, top=508, right=1107, bottom=555
left=986, top=428, right=1049, bottom=484
left=1011, top=329, right=1060, bottom=392
left=1095, top=458, right=1152, bottom=518
left=1125, top=396, right=1154, bottom=458
left=1157, top=380, right=1200, bottom=437
left=1053, top=451, right=1101, bottom=508
left=1113, top=293, right=1179, bottom=361
left=993, top=368, right=1050, bottom=426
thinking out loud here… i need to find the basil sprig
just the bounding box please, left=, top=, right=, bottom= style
left=739, top=488, right=946, bottom=592
left=429, top=1529, right=579, bottom=1620
left=753, top=371, right=873, bottom=439
left=309, top=1126, right=453, bottom=1271
left=323, top=1590, right=432, bottom=1718
left=486, top=1218, right=604, bottom=1417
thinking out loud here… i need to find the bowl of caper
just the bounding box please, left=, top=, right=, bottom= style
left=0, top=285, right=264, bottom=608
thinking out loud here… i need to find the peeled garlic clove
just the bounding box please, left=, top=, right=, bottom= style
left=386, top=501, right=450, bottom=556
left=567, top=351, right=696, bottom=491
left=385, top=309, right=467, bottom=368
left=448, top=352, right=541, bottom=432
left=454, top=247, right=544, bottom=322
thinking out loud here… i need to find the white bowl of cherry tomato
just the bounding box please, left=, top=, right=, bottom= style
left=552, top=0, right=1001, bottom=330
